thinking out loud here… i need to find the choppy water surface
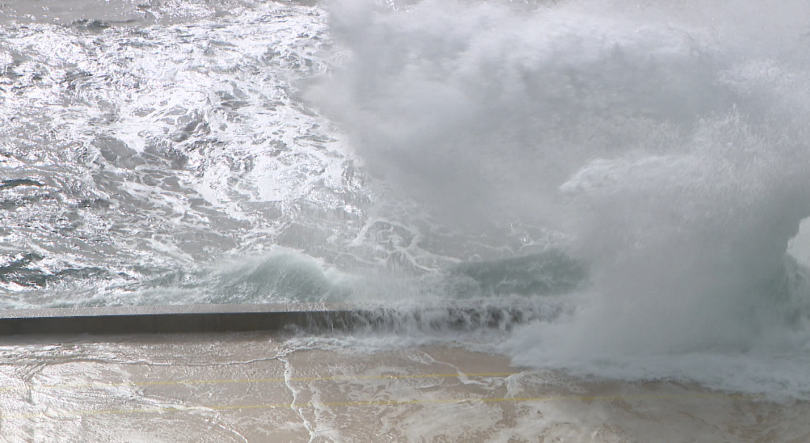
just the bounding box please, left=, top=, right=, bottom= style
left=4, top=0, right=810, bottom=398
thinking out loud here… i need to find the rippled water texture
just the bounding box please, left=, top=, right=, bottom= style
left=0, top=0, right=564, bottom=310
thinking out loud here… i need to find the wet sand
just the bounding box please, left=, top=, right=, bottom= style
left=0, top=332, right=807, bottom=442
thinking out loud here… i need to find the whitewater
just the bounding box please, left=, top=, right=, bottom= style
left=3, top=0, right=810, bottom=400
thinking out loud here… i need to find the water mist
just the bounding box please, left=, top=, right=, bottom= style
left=314, top=0, right=810, bottom=395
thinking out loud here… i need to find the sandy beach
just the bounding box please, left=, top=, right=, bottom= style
left=0, top=332, right=806, bottom=442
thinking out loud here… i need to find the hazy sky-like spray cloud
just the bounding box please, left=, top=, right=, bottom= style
left=314, top=0, right=810, bottom=378
left=313, top=0, right=745, bottom=229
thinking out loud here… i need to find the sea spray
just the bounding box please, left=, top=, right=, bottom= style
left=315, top=0, right=810, bottom=394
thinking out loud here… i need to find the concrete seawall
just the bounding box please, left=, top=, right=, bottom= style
left=0, top=302, right=536, bottom=336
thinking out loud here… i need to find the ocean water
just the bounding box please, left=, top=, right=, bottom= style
left=3, top=0, right=810, bottom=399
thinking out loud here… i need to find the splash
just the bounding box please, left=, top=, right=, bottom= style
left=314, top=0, right=810, bottom=394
